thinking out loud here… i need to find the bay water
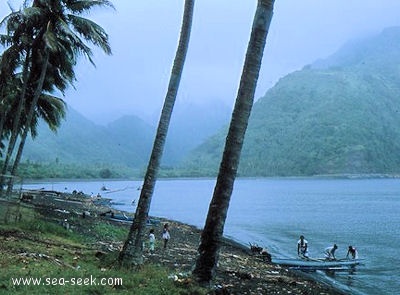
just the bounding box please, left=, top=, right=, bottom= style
left=23, top=178, right=400, bottom=295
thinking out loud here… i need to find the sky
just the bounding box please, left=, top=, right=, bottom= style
left=2, top=0, right=400, bottom=124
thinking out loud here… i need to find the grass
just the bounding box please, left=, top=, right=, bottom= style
left=0, top=201, right=207, bottom=295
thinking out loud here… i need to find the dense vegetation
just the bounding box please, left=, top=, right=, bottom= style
left=12, top=27, right=400, bottom=179
left=23, top=109, right=155, bottom=171
left=20, top=102, right=230, bottom=178
left=182, top=27, right=400, bottom=177
left=14, top=161, right=137, bottom=179
left=0, top=1, right=113, bottom=193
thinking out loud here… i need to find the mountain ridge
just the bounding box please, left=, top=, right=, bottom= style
left=22, top=27, right=400, bottom=177
left=182, top=26, right=400, bottom=176
left=22, top=101, right=231, bottom=172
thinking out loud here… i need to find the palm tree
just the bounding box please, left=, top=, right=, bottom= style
left=0, top=49, right=20, bottom=154
left=119, top=0, right=195, bottom=267
left=192, top=0, right=275, bottom=283
left=5, top=45, right=50, bottom=195
left=0, top=74, right=24, bottom=157
left=0, top=3, right=38, bottom=158
left=6, top=92, right=67, bottom=195
left=0, top=52, right=32, bottom=197
left=0, top=6, right=45, bottom=194
left=0, top=36, right=23, bottom=146
left=0, top=0, right=113, bottom=195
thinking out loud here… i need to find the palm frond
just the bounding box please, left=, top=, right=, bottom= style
left=37, top=94, right=66, bottom=131
left=28, top=115, right=39, bottom=138
left=0, top=10, right=22, bottom=32
left=0, top=45, right=23, bottom=78
left=0, top=34, right=13, bottom=46
left=20, top=7, right=42, bottom=21
left=56, top=17, right=95, bottom=61
left=68, top=14, right=112, bottom=55
left=67, top=0, right=115, bottom=14
left=43, top=25, right=60, bottom=53
left=1, top=0, right=113, bottom=139
left=0, top=9, right=17, bottom=29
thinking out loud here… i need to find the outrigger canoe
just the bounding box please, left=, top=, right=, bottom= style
left=271, top=257, right=362, bottom=269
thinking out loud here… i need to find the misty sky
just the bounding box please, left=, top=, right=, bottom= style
left=2, top=1, right=400, bottom=124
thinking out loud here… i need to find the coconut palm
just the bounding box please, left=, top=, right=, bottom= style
left=0, top=73, right=24, bottom=156
left=119, top=0, right=195, bottom=267
left=0, top=6, right=46, bottom=193
left=0, top=2, right=36, bottom=159
left=0, top=52, right=31, bottom=196
left=6, top=92, right=67, bottom=195
left=0, top=48, right=19, bottom=153
left=192, top=0, right=275, bottom=283
left=0, top=0, right=113, bottom=195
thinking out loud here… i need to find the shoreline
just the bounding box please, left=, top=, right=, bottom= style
left=15, top=187, right=352, bottom=294
left=19, top=172, right=400, bottom=185
left=126, top=213, right=355, bottom=295
left=147, top=216, right=349, bottom=295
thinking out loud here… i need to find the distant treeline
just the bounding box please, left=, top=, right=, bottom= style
left=10, top=160, right=218, bottom=180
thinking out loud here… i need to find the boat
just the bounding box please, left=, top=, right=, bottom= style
left=271, top=257, right=362, bottom=269
left=102, top=211, right=160, bottom=226
left=104, top=212, right=134, bottom=223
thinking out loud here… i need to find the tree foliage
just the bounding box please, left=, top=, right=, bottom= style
left=183, top=27, right=400, bottom=177
left=0, top=0, right=113, bottom=194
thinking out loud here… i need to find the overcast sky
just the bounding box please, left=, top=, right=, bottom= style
left=2, top=1, right=400, bottom=124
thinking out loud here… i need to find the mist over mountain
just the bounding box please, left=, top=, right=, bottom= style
left=164, top=100, right=231, bottom=165
left=312, top=26, right=400, bottom=70
left=22, top=27, right=400, bottom=178
left=23, top=108, right=153, bottom=168
left=22, top=100, right=231, bottom=172
left=182, top=27, right=400, bottom=177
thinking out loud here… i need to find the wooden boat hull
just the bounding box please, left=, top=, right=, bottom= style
left=271, top=258, right=362, bottom=269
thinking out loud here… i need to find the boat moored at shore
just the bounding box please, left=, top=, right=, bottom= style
left=272, top=257, right=363, bottom=270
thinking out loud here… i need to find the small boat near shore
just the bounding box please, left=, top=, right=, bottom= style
left=271, top=257, right=362, bottom=270
left=101, top=210, right=161, bottom=226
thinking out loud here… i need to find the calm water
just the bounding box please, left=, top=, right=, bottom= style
left=23, top=178, right=400, bottom=295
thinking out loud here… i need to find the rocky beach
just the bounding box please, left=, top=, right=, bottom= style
left=140, top=218, right=347, bottom=295
left=0, top=189, right=349, bottom=294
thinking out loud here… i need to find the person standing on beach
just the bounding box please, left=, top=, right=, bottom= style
left=149, top=229, right=156, bottom=254
left=297, top=235, right=309, bottom=258
left=162, top=223, right=170, bottom=249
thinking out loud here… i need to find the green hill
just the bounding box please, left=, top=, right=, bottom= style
left=182, top=27, right=400, bottom=177
left=22, top=109, right=154, bottom=177
left=21, top=101, right=230, bottom=177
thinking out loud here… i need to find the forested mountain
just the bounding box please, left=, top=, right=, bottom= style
left=22, top=27, right=400, bottom=178
left=23, top=108, right=154, bottom=168
left=22, top=101, right=231, bottom=173
left=182, top=27, right=400, bottom=176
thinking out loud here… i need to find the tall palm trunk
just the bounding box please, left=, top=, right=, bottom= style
left=0, top=116, right=5, bottom=144
left=0, top=107, right=6, bottom=150
left=6, top=50, right=49, bottom=196
left=193, top=0, right=275, bottom=283
left=119, top=0, right=195, bottom=267
left=0, top=51, right=31, bottom=197
left=0, top=88, right=6, bottom=143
